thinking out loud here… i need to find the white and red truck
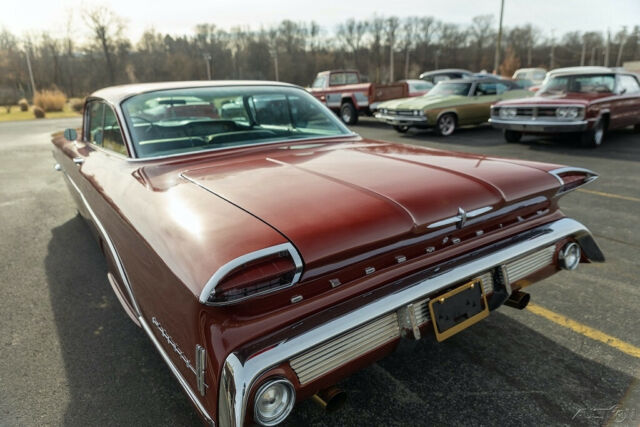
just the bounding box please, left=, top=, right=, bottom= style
left=307, top=69, right=410, bottom=124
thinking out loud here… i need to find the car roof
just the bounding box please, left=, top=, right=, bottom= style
left=514, top=68, right=547, bottom=73
left=439, top=76, right=512, bottom=84
left=90, top=80, right=298, bottom=105
left=547, top=66, right=614, bottom=76
left=420, top=69, right=472, bottom=76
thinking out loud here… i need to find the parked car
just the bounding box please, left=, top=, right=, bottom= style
left=512, top=68, right=547, bottom=88
left=490, top=68, right=640, bottom=147
left=375, top=77, right=532, bottom=135
left=52, top=81, right=604, bottom=427
left=404, top=79, right=434, bottom=96
left=307, top=69, right=409, bottom=125
left=419, top=68, right=473, bottom=84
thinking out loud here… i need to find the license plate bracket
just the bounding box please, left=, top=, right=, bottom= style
left=429, top=279, right=489, bottom=342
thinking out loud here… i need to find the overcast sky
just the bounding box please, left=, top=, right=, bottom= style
left=2, top=0, right=639, bottom=42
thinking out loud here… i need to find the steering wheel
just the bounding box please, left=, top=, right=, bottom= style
left=129, top=115, right=157, bottom=136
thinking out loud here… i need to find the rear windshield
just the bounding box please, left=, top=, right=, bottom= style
left=121, top=86, right=350, bottom=158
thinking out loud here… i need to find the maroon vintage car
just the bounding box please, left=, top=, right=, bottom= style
left=52, top=81, right=604, bottom=426
left=490, top=67, right=640, bottom=147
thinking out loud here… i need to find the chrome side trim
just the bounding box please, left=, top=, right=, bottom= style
left=62, top=172, right=215, bottom=425
left=218, top=218, right=603, bottom=427
left=427, top=206, right=493, bottom=229
left=196, top=345, right=207, bottom=396
left=199, top=243, right=304, bottom=305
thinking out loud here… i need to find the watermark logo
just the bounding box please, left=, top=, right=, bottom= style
left=573, top=405, right=637, bottom=423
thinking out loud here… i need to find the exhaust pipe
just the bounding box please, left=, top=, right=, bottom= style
left=311, top=386, right=347, bottom=413
left=504, top=290, right=530, bottom=310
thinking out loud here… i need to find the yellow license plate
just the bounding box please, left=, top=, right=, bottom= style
left=429, top=278, right=489, bottom=342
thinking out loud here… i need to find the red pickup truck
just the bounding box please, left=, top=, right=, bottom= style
left=308, top=70, right=409, bottom=124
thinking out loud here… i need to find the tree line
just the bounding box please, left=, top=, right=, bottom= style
left=1, top=6, right=639, bottom=101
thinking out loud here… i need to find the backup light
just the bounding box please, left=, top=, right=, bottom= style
left=253, top=378, right=295, bottom=426
left=559, top=242, right=581, bottom=270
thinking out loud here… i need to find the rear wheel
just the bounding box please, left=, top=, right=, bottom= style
left=393, top=125, right=409, bottom=133
left=503, top=129, right=523, bottom=143
left=435, top=113, right=456, bottom=136
left=340, top=102, right=358, bottom=125
left=580, top=119, right=605, bottom=148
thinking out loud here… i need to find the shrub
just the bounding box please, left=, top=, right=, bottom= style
left=69, top=97, right=85, bottom=113
left=18, top=98, right=29, bottom=111
left=33, top=106, right=46, bottom=119
left=34, top=89, right=67, bottom=112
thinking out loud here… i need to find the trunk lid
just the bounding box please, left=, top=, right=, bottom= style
left=182, top=141, right=561, bottom=269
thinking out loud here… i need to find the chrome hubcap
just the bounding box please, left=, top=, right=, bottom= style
left=342, top=110, right=351, bottom=122
left=439, top=115, right=455, bottom=135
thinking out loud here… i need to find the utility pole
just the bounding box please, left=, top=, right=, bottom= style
left=272, top=49, right=279, bottom=81
left=604, top=30, right=610, bottom=66
left=24, top=47, right=36, bottom=99
left=580, top=36, right=586, bottom=66
left=203, top=54, right=212, bottom=80
left=616, top=31, right=627, bottom=67
left=549, top=30, right=555, bottom=70
left=493, top=0, right=505, bottom=74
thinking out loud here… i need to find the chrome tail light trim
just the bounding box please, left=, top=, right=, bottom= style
left=199, top=242, right=304, bottom=305
left=218, top=218, right=604, bottom=427
left=548, top=167, right=599, bottom=196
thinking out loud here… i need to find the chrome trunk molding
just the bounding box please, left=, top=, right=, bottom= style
left=218, top=218, right=603, bottom=427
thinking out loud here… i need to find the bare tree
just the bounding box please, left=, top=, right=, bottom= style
left=337, top=19, right=368, bottom=69
left=83, top=6, right=125, bottom=85
left=401, top=17, right=419, bottom=78
left=469, top=15, right=494, bottom=71
left=369, top=16, right=385, bottom=82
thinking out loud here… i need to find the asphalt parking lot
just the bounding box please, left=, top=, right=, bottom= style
left=1, top=116, right=638, bottom=426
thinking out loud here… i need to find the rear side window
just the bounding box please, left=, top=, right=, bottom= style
left=476, top=83, right=497, bottom=95
left=619, top=75, right=640, bottom=94
left=87, top=102, right=104, bottom=143
left=85, top=101, right=127, bottom=155
left=103, top=106, right=127, bottom=155
left=344, top=73, right=359, bottom=84
left=329, top=73, right=345, bottom=86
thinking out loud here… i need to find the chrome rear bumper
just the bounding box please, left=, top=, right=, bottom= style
left=218, top=218, right=603, bottom=426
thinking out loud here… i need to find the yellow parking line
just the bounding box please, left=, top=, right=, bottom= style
left=526, top=303, right=640, bottom=359
left=577, top=188, right=640, bottom=203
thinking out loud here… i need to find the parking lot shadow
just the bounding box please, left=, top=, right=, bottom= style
left=46, top=216, right=635, bottom=427
left=45, top=216, right=201, bottom=426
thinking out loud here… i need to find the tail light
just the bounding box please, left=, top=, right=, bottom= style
left=549, top=167, right=598, bottom=196
left=200, top=243, right=303, bottom=305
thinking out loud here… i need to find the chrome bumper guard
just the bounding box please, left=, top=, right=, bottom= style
left=218, top=218, right=603, bottom=426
